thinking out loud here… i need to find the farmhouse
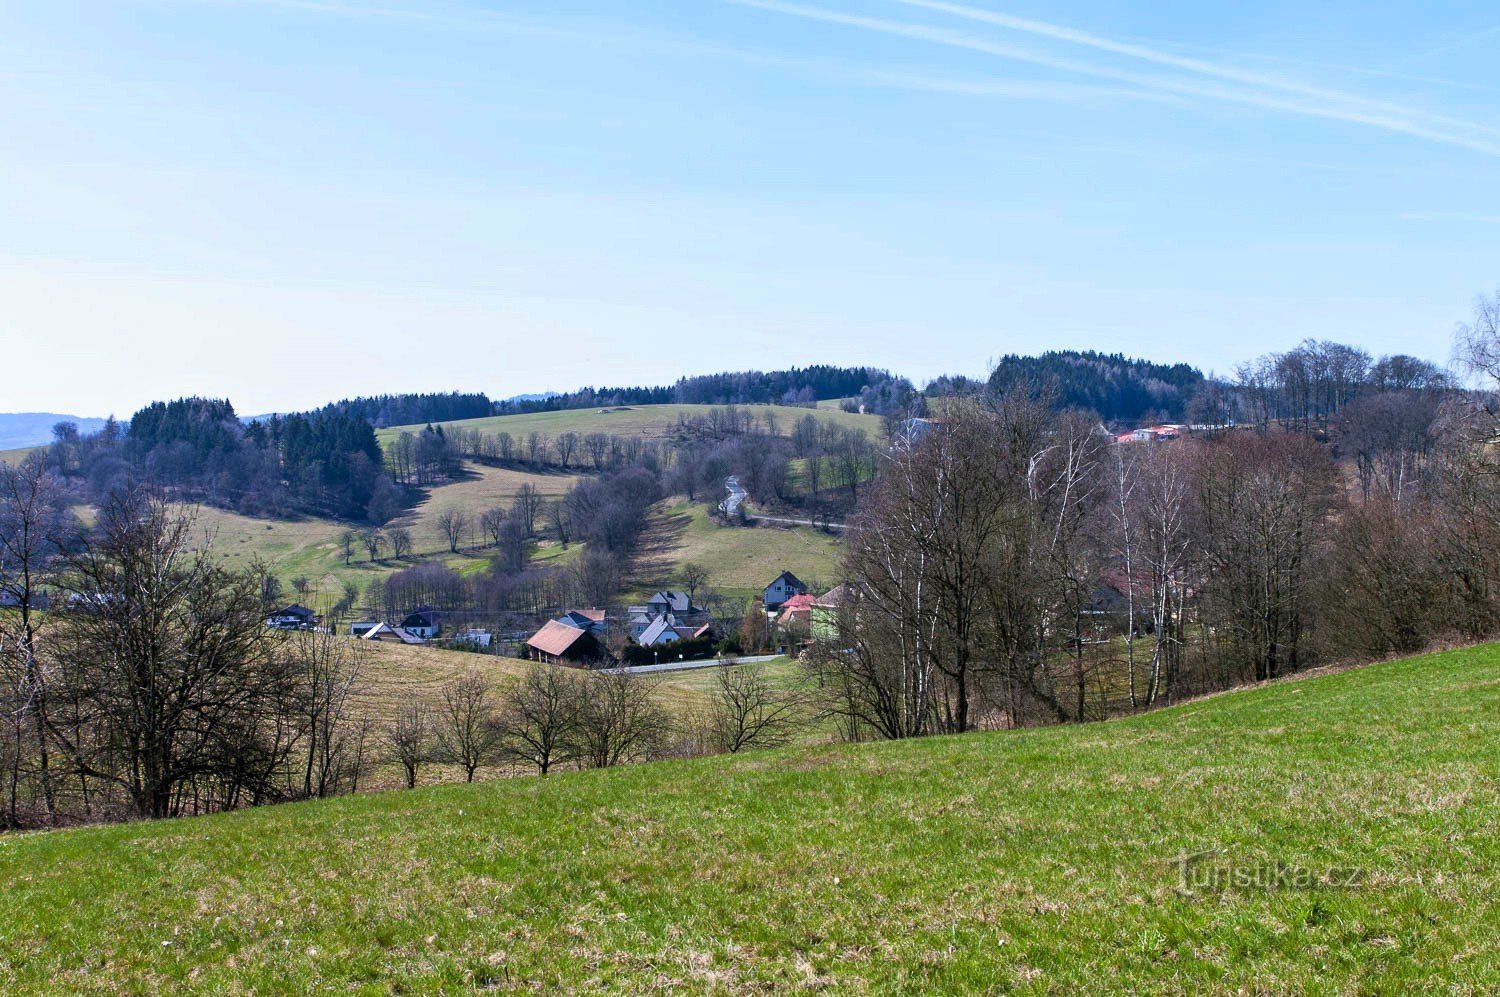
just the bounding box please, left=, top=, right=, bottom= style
left=266, top=604, right=316, bottom=630
left=526, top=619, right=605, bottom=666
left=359, top=623, right=426, bottom=645
left=400, top=607, right=445, bottom=639
left=762, top=570, right=808, bottom=610
left=776, top=592, right=819, bottom=630
left=557, top=608, right=608, bottom=634
left=646, top=591, right=694, bottom=616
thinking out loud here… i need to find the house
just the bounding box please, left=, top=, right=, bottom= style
left=525, top=619, right=605, bottom=666
left=266, top=604, right=317, bottom=630
left=776, top=592, right=819, bottom=630
left=453, top=628, right=493, bottom=649
left=811, top=583, right=856, bottom=641
left=896, top=417, right=942, bottom=444
left=646, top=591, right=694, bottom=616
left=557, top=608, right=608, bottom=634
left=636, top=614, right=715, bottom=654
left=638, top=615, right=681, bottom=648
left=359, top=623, right=426, bottom=645
left=762, top=571, right=808, bottom=610
left=400, top=607, right=444, bottom=639
left=348, top=620, right=381, bottom=638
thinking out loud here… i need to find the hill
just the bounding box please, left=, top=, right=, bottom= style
left=376, top=402, right=882, bottom=447
left=0, top=412, right=106, bottom=450
left=2, top=644, right=1496, bottom=991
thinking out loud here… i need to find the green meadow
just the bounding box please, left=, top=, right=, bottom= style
left=2, top=644, right=1497, bottom=992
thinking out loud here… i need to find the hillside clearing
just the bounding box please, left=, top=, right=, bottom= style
left=376, top=402, right=883, bottom=446
left=3, top=644, right=1497, bottom=991
left=629, top=500, right=843, bottom=602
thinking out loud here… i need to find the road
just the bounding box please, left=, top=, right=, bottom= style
left=601, top=653, right=783, bottom=675
left=720, top=475, right=848, bottom=530
left=719, top=475, right=748, bottom=516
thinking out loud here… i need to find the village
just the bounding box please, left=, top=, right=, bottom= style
left=264, top=568, right=856, bottom=671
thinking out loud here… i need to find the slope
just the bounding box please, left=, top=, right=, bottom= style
left=2, top=646, right=1496, bottom=992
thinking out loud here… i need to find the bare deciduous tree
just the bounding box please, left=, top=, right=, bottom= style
left=387, top=526, right=412, bottom=560
left=435, top=670, right=502, bottom=782
left=708, top=662, right=802, bottom=753
left=513, top=484, right=543, bottom=537
left=388, top=703, right=429, bottom=789
left=437, top=508, right=468, bottom=554
left=574, top=672, right=671, bottom=768
left=496, top=664, right=581, bottom=775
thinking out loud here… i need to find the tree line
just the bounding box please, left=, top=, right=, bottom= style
left=813, top=295, right=1500, bottom=738
left=44, top=398, right=400, bottom=522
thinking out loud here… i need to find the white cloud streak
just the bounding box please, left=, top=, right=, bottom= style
left=732, top=0, right=1500, bottom=157
left=895, top=0, right=1500, bottom=139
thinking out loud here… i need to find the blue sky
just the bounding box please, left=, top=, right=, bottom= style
left=2, top=0, right=1497, bottom=416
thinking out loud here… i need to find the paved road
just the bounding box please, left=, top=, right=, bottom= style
left=720, top=475, right=847, bottom=530
left=719, top=475, right=748, bottom=516
left=602, top=653, right=782, bottom=675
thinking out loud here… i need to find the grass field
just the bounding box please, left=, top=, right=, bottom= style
left=628, top=499, right=844, bottom=602
left=3, top=644, right=1497, bottom=991
left=192, top=463, right=583, bottom=597
left=376, top=402, right=882, bottom=447
left=0, top=445, right=38, bottom=466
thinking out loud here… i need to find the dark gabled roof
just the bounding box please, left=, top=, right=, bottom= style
left=276, top=604, right=316, bottom=619
left=767, top=571, right=807, bottom=591
left=647, top=591, right=692, bottom=613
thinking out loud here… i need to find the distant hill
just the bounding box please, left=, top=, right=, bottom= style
left=0, top=412, right=107, bottom=450
left=987, top=350, right=1205, bottom=423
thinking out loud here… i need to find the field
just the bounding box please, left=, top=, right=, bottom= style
left=191, top=463, right=583, bottom=596
left=3, top=644, right=1497, bottom=991
left=351, top=641, right=801, bottom=733
left=0, top=445, right=38, bottom=466
left=376, top=402, right=883, bottom=446
left=630, top=500, right=844, bottom=603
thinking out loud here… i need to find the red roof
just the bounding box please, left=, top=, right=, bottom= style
left=526, top=619, right=590, bottom=658
left=572, top=608, right=606, bottom=622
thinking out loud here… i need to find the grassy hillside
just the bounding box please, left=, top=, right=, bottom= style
left=0, top=445, right=38, bottom=466
left=3, top=645, right=1497, bottom=991
left=629, top=499, right=843, bottom=602
left=376, top=402, right=882, bottom=445
left=193, top=463, right=582, bottom=596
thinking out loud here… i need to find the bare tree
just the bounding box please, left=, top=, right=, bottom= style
left=435, top=670, right=502, bottom=782
left=437, top=507, right=468, bottom=554
left=574, top=672, right=671, bottom=768
left=338, top=529, right=356, bottom=566
left=0, top=454, right=74, bottom=825
left=708, top=662, right=803, bottom=753
left=496, top=664, right=581, bottom=775
left=513, top=484, right=543, bottom=537
left=387, top=526, right=413, bottom=560
left=583, top=432, right=610, bottom=469
left=361, top=529, right=384, bottom=562
left=555, top=431, right=580, bottom=469
left=680, top=561, right=710, bottom=606
left=388, top=703, right=429, bottom=789
left=288, top=630, right=366, bottom=799
left=50, top=494, right=300, bottom=819
left=480, top=506, right=508, bottom=547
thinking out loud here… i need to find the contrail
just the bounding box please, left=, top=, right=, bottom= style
left=732, top=0, right=1500, bottom=157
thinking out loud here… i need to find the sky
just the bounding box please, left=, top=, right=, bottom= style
left=1, top=1, right=1497, bottom=417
